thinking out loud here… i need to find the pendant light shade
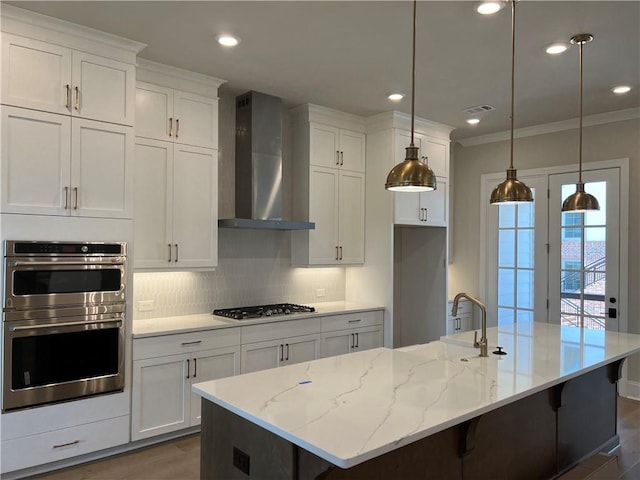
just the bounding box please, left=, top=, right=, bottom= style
left=561, top=33, right=600, bottom=212
left=490, top=0, right=533, bottom=205
left=385, top=0, right=437, bottom=192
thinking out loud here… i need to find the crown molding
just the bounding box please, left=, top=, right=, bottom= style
left=457, top=108, right=640, bottom=147
left=136, top=58, right=226, bottom=96
left=365, top=111, right=454, bottom=139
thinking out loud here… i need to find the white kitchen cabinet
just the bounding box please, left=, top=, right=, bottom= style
left=291, top=105, right=366, bottom=267
left=446, top=299, right=474, bottom=335
left=1, top=106, right=133, bottom=218
left=240, top=334, right=320, bottom=374
left=134, top=138, right=218, bottom=269
left=309, top=122, right=365, bottom=172
left=319, top=310, right=384, bottom=357
left=136, top=81, right=218, bottom=149
left=131, top=329, right=240, bottom=440
left=394, top=178, right=448, bottom=227
left=2, top=33, right=135, bottom=126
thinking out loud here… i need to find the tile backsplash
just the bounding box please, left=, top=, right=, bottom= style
left=133, top=229, right=345, bottom=320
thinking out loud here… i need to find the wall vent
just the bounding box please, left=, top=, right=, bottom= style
left=462, top=104, right=496, bottom=115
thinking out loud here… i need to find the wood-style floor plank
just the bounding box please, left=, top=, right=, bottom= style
left=28, top=398, right=639, bottom=480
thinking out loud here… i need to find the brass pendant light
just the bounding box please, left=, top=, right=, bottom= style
left=561, top=34, right=600, bottom=212
left=385, top=0, right=437, bottom=192
left=490, top=0, right=533, bottom=205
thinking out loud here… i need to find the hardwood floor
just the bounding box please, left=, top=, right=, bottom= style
left=28, top=397, right=639, bottom=480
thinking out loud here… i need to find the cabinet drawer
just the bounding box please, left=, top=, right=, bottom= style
left=134, top=328, right=240, bottom=360
left=241, top=318, right=321, bottom=344
left=448, top=299, right=473, bottom=315
left=320, top=310, right=383, bottom=332
left=0, top=415, right=129, bottom=474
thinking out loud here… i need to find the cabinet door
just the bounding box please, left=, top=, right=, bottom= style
left=338, top=171, right=365, bottom=264
left=1, top=107, right=71, bottom=215
left=422, top=136, right=448, bottom=178
left=420, top=177, right=448, bottom=226
left=458, top=314, right=473, bottom=333
left=1, top=34, right=71, bottom=115
left=134, top=139, right=173, bottom=268
left=320, top=331, right=352, bottom=358
left=71, top=119, right=133, bottom=218
left=131, top=355, right=190, bottom=441
left=309, top=123, right=339, bottom=168
left=240, top=340, right=281, bottom=374
left=394, top=192, right=421, bottom=225
left=72, top=51, right=135, bottom=126
left=281, top=334, right=320, bottom=366
left=174, top=91, right=218, bottom=149
left=352, top=326, right=383, bottom=352
left=338, top=129, right=365, bottom=173
left=189, top=346, right=240, bottom=426
left=135, top=82, right=174, bottom=141
left=172, top=145, right=218, bottom=268
left=308, top=166, right=339, bottom=265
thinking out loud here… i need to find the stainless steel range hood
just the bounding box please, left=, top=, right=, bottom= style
left=218, top=91, right=314, bottom=230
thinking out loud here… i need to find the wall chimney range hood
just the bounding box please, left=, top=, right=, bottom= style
left=218, top=91, right=314, bottom=230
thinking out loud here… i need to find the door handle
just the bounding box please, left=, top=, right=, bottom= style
left=175, top=118, right=179, bottom=138
left=193, top=358, right=197, bottom=378
left=335, top=246, right=339, bottom=261
left=350, top=333, right=354, bottom=349
left=168, top=243, right=172, bottom=263
left=74, top=86, right=80, bottom=110
left=175, top=244, right=179, bottom=263
left=340, top=151, right=344, bottom=166
left=608, top=308, right=617, bottom=319
left=354, top=332, right=359, bottom=348
left=65, top=84, right=71, bottom=109
left=279, top=344, right=284, bottom=362
left=169, top=117, right=173, bottom=137
left=73, top=187, right=78, bottom=210
left=285, top=343, right=290, bottom=361
left=63, top=186, right=69, bottom=209
left=339, top=246, right=343, bottom=260
left=336, top=150, right=340, bottom=165
left=186, top=359, right=190, bottom=379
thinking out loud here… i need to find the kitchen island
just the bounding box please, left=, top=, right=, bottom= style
left=193, top=321, right=640, bottom=479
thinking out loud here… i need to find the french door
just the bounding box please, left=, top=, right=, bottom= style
left=548, top=168, right=620, bottom=331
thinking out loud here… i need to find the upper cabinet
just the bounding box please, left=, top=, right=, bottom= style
left=290, top=105, right=366, bottom=266
left=0, top=6, right=144, bottom=218
left=135, top=81, right=218, bottom=150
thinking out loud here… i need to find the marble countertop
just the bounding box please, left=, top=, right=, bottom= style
left=192, top=321, right=640, bottom=469
left=132, top=301, right=384, bottom=338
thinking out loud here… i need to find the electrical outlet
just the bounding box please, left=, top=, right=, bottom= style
left=233, top=447, right=250, bottom=475
left=139, top=300, right=154, bottom=312
left=316, top=288, right=326, bottom=298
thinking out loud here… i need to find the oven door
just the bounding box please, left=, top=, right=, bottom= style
left=2, top=307, right=125, bottom=412
left=4, top=257, right=126, bottom=310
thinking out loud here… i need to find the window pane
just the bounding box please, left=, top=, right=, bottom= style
left=498, top=268, right=515, bottom=307
left=563, top=227, right=581, bottom=240
left=498, top=307, right=515, bottom=326
left=498, top=230, right=515, bottom=267
left=562, top=212, right=582, bottom=227
left=517, top=201, right=534, bottom=228
left=517, top=269, right=534, bottom=309
left=517, top=229, right=533, bottom=268
left=584, top=181, right=606, bottom=227
left=499, top=204, right=515, bottom=228
left=517, top=310, right=533, bottom=323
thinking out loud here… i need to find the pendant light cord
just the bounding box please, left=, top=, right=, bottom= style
left=410, top=0, right=416, bottom=147
left=509, top=0, right=516, bottom=170
left=578, top=39, right=584, bottom=184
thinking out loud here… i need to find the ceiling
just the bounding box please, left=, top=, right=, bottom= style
left=6, top=1, right=639, bottom=141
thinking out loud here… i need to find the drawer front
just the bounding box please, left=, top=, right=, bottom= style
left=134, top=328, right=241, bottom=360
left=320, top=310, right=383, bottom=332
left=448, top=299, right=473, bottom=315
left=0, top=415, right=129, bottom=474
left=241, top=318, right=321, bottom=344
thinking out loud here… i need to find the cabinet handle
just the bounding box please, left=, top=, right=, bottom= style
left=350, top=333, right=354, bottom=349
left=423, top=208, right=427, bottom=222
left=53, top=440, right=79, bottom=449
left=65, top=84, right=71, bottom=109
left=285, top=343, right=290, bottom=361
left=168, top=243, right=172, bottom=262
left=175, top=244, right=179, bottom=263
left=347, top=319, right=361, bottom=323
left=279, top=344, right=284, bottom=362
left=169, top=117, right=173, bottom=137
left=186, top=359, right=190, bottom=379
left=74, top=86, right=79, bottom=111
left=193, top=358, right=197, bottom=378
left=339, top=246, right=343, bottom=260
left=355, top=332, right=359, bottom=348
left=336, top=150, right=340, bottom=165
left=73, top=187, right=78, bottom=210
left=175, top=118, right=180, bottom=138
left=181, top=340, right=202, bottom=346
left=335, top=246, right=339, bottom=261
left=63, top=186, right=69, bottom=209
left=340, top=151, right=344, bottom=166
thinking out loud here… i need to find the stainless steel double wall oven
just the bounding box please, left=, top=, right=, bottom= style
left=2, top=241, right=127, bottom=411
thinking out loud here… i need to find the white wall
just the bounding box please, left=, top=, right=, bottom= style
left=449, top=117, right=640, bottom=385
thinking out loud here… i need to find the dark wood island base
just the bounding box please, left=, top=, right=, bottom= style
left=201, top=361, right=624, bottom=480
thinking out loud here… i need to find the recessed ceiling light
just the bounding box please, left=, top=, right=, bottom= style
left=612, top=85, right=631, bottom=94
left=546, top=43, right=568, bottom=55
left=466, top=118, right=480, bottom=125
left=388, top=93, right=405, bottom=101
left=217, top=34, right=240, bottom=47
left=475, top=1, right=504, bottom=15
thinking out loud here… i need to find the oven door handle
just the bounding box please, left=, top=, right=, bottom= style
left=8, top=258, right=126, bottom=267
left=10, top=319, right=123, bottom=332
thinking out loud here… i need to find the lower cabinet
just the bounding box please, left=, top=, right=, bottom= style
left=241, top=334, right=321, bottom=374
left=320, top=310, right=383, bottom=358
left=446, top=299, right=473, bottom=335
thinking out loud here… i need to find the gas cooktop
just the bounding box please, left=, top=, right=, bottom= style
left=213, top=303, right=316, bottom=320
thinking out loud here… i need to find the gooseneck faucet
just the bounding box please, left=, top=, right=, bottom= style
left=451, top=293, right=488, bottom=357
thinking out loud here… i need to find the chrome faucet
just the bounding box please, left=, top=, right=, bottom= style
left=451, top=292, right=488, bottom=357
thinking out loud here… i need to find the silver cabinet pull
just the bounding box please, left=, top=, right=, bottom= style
left=175, top=118, right=179, bottom=138
left=340, top=151, right=344, bottom=166
left=285, top=343, right=290, bottom=361
left=65, top=84, right=71, bottom=109
left=169, top=117, right=173, bottom=137
left=347, top=319, right=361, bottom=323
left=186, top=359, right=190, bottom=379
left=175, top=244, right=179, bottom=262
left=73, top=187, right=78, bottom=210
left=63, top=186, right=69, bottom=209
left=74, top=86, right=79, bottom=110
left=53, top=440, right=79, bottom=449
left=339, top=246, right=343, bottom=260
left=193, top=358, right=197, bottom=378
left=168, top=243, right=172, bottom=263
left=181, top=340, right=202, bottom=346
left=355, top=332, right=359, bottom=348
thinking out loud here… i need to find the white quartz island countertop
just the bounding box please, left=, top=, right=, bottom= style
left=192, top=321, right=640, bottom=469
